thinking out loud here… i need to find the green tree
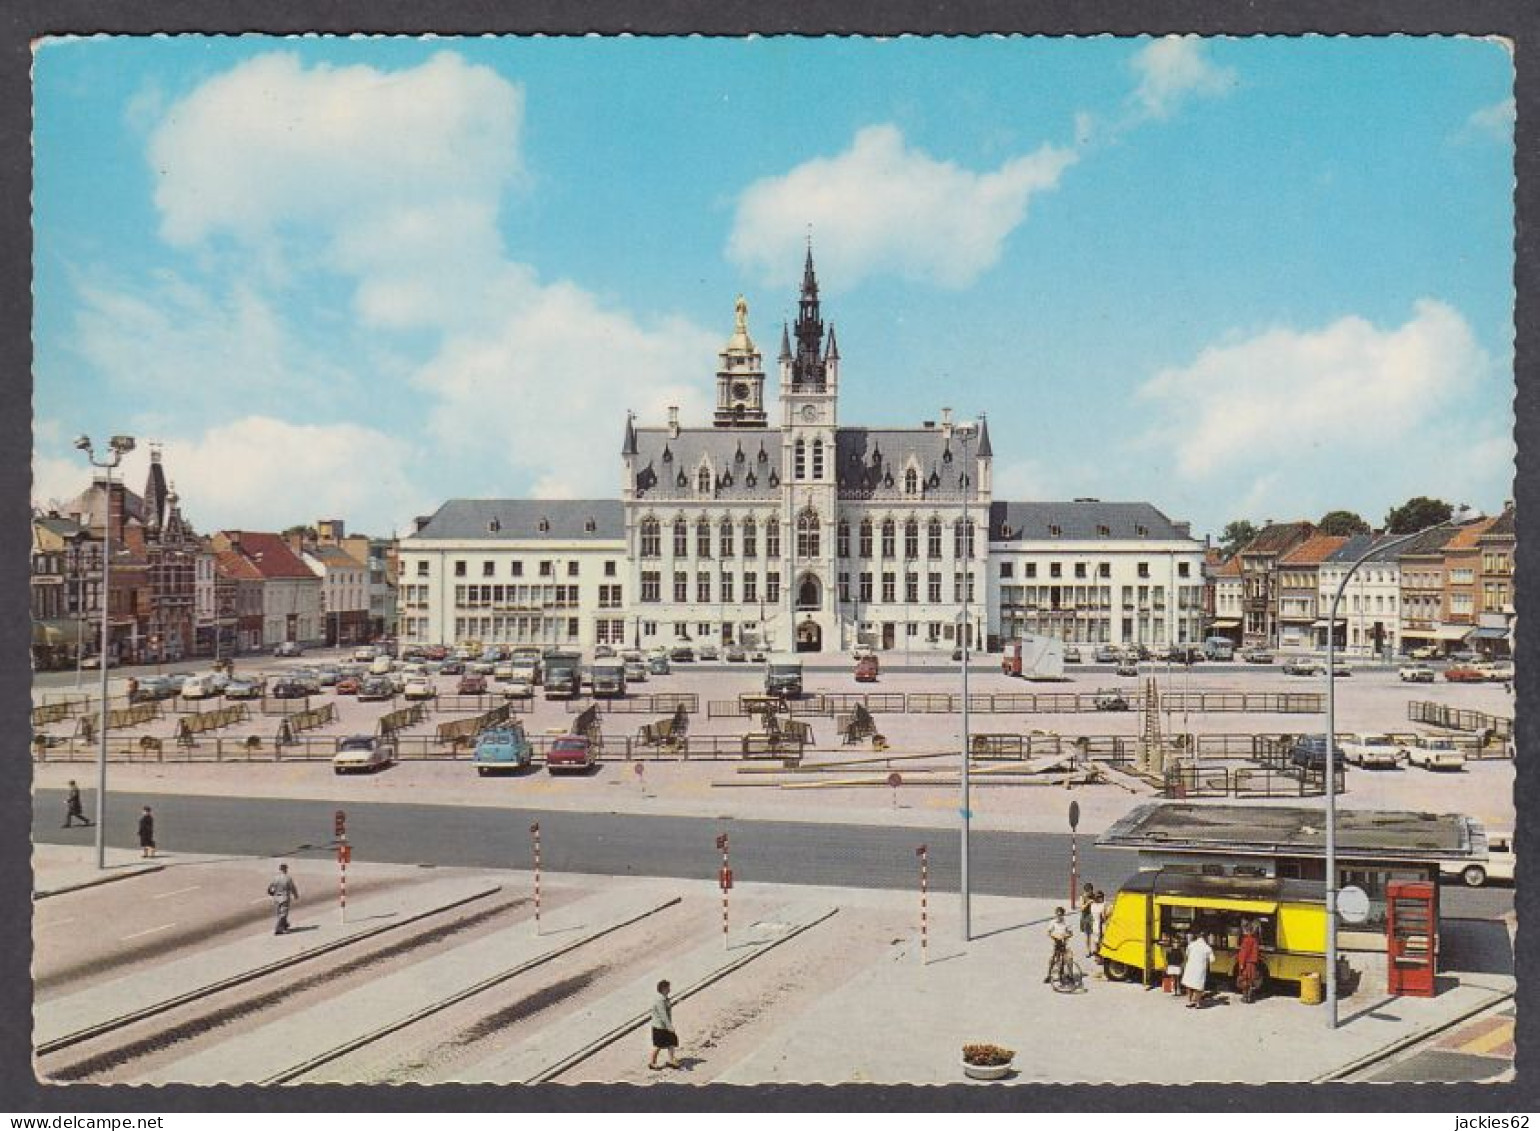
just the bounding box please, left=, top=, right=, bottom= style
left=1317, top=510, right=1371, bottom=537
left=1219, top=519, right=1258, bottom=557
left=1384, top=497, right=1453, bottom=535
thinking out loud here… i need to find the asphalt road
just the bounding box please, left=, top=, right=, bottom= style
left=33, top=789, right=1512, bottom=920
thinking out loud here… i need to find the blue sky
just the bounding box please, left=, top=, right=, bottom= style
left=32, top=35, right=1516, bottom=539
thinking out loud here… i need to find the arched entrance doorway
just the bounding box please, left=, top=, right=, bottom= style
left=796, top=618, right=822, bottom=653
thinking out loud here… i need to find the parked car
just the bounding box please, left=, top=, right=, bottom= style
left=852, top=644, right=876, bottom=661
left=1288, top=736, right=1347, bottom=773
left=854, top=656, right=880, bottom=683
left=273, top=641, right=302, bottom=658
left=1331, top=662, right=1352, bottom=678
left=1483, top=660, right=1515, bottom=683
left=332, top=734, right=396, bottom=774
left=502, top=676, right=535, bottom=700
left=1404, top=736, right=1467, bottom=772
left=1115, top=660, right=1140, bottom=678
left=353, top=646, right=376, bottom=662
left=698, top=644, right=720, bottom=661
left=224, top=677, right=261, bottom=700
left=1283, top=658, right=1323, bottom=676
left=546, top=734, right=596, bottom=773
left=1093, top=689, right=1130, bottom=712
left=749, top=650, right=766, bottom=663
left=458, top=673, right=488, bottom=695
left=1444, top=665, right=1486, bottom=683
left=469, top=660, right=496, bottom=676
left=472, top=724, right=534, bottom=775
left=426, top=645, right=448, bottom=662
left=1341, top=733, right=1403, bottom=769
left=180, top=674, right=222, bottom=700
left=81, top=654, right=119, bottom=669
left=1242, top=649, right=1275, bottom=665
left=439, top=659, right=465, bottom=676
left=268, top=679, right=309, bottom=700
left=357, top=676, right=395, bottom=701
left=131, top=676, right=176, bottom=703
left=1408, top=645, right=1440, bottom=661
left=647, top=654, right=672, bottom=676
left=725, top=646, right=748, bottom=663
left=1440, top=830, right=1514, bottom=888
left=403, top=677, right=436, bottom=701
left=1399, top=664, right=1436, bottom=684
left=1094, top=646, right=1119, bottom=664
left=335, top=676, right=362, bottom=696
left=670, top=645, right=696, bottom=663
left=493, top=662, right=515, bottom=682
left=1447, top=649, right=1478, bottom=664
left=623, top=658, right=649, bottom=682
left=1063, top=646, right=1082, bottom=664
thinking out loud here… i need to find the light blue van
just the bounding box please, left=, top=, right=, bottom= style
left=473, top=723, right=534, bottom=776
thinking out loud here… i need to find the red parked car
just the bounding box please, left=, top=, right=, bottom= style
left=1444, top=666, right=1486, bottom=683
left=546, top=734, right=596, bottom=773
left=854, top=656, right=880, bottom=682
left=458, top=673, right=488, bottom=695
left=335, top=676, right=361, bottom=695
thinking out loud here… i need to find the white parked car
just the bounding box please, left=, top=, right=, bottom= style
left=332, top=734, right=397, bottom=774
left=180, top=673, right=221, bottom=700
left=502, top=676, right=534, bottom=700
left=353, top=646, right=376, bottom=663
left=493, top=662, right=515, bottom=681
left=1484, top=660, right=1515, bottom=683
left=1340, top=733, right=1403, bottom=769
left=370, top=655, right=395, bottom=676
left=1404, top=735, right=1467, bottom=771
left=403, top=677, right=436, bottom=701
left=1398, top=664, right=1436, bottom=684
left=1441, top=830, right=1514, bottom=887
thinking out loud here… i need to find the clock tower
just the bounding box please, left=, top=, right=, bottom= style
left=712, top=296, right=768, bottom=429
left=778, top=244, right=841, bottom=652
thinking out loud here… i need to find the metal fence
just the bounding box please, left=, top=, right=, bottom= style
left=1407, top=700, right=1514, bottom=742
left=564, top=693, right=699, bottom=715
left=1164, top=762, right=1343, bottom=798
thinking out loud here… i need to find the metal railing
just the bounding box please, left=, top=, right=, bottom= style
left=1407, top=700, right=1514, bottom=741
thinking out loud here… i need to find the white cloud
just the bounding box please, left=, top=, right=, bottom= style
left=1138, top=300, right=1495, bottom=483
left=1464, top=96, right=1515, bottom=143
left=727, top=124, right=1077, bottom=289
left=1128, top=36, right=1236, bottom=122
left=33, top=417, right=429, bottom=534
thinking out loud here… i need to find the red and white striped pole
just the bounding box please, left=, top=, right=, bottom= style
left=530, top=822, right=542, bottom=934
left=716, top=832, right=731, bottom=950
left=1069, top=831, right=1079, bottom=910
left=338, top=843, right=350, bottom=924
left=916, top=844, right=929, bottom=964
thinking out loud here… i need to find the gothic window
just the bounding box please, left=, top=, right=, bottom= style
left=640, top=518, right=660, bottom=558
left=743, top=517, right=757, bottom=558
left=904, top=468, right=918, bottom=495
left=881, top=520, right=896, bottom=558
left=673, top=571, right=688, bottom=602
left=697, top=465, right=712, bottom=494
left=766, top=518, right=781, bottom=558
left=796, top=511, right=821, bottom=558
left=719, top=518, right=734, bottom=558
left=837, top=519, right=850, bottom=558
left=696, top=518, right=712, bottom=558
left=904, top=519, right=919, bottom=560
left=927, top=519, right=943, bottom=560
left=794, top=438, right=806, bottom=480
left=859, top=519, right=874, bottom=558
left=953, top=520, right=977, bottom=559
left=673, top=519, right=688, bottom=557
left=812, top=439, right=825, bottom=479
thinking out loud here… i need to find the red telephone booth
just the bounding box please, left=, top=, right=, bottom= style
left=1386, top=879, right=1438, bottom=997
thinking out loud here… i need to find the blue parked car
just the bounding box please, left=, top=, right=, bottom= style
left=473, top=724, right=534, bottom=776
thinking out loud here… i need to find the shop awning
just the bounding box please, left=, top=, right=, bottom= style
left=1311, top=618, right=1347, bottom=628
left=1155, top=894, right=1279, bottom=915
left=32, top=619, right=89, bottom=646
left=1400, top=627, right=1438, bottom=639
left=1209, top=620, right=1240, bottom=629
left=1470, top=625, right=1510, bottom=640
left=1435, top=625, right=1474, bottom=641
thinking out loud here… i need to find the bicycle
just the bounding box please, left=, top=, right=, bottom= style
left=1046, top=941, right=1087, bottom=993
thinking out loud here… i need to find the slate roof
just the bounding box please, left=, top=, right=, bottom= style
left=631, top=428, right=783, bottom=501
left=1394, top=523, right=1463, bottom=559
left=988, top=501, right=1193, bottom=543
left=34, top=515, right=88, bottom=539
left=835, top=428, right=979, bottom=501
left=1481, top=503, right=1515, bottom=540
left=408, top=500, right=625, bottom=542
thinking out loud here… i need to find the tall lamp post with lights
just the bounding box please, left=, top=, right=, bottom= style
left=954, top=421, right=978, bottom=942
left=75, top=433, right=136, bottom=870
left=1322, top=515, right=1461, bottom=1028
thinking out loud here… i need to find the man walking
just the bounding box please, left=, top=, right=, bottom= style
left=648, top=979, right=680, bottom=1069
left=62, top=781, right=90, bottom=828
left=137, top=806, right=156, bottom=858
left=268, top=863, right=299, bottom=935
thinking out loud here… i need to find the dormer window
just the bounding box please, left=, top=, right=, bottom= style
left=1135, top=525, right=1148, bottom=537
left=1048, top=524, right=1062, bottom=537
left=697, top=466, right=712, bottom=494
left=488, top=518, right=501, bottom=533
left=904, top=468, right=918, bottom=495
left=585, top=518, right=597, bottom=533
left=538, top=517, right=550, bottom=533
left=1097, top=524, right=1110, bottom=537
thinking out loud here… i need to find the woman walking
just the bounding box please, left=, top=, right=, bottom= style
left=1236, top=921, right=1263, bottom=1004
left=648, top=979, right=680, bottom=1070
left=137, top=806, right=156, bottom=859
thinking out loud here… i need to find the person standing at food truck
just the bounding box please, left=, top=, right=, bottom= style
left=1182, top=931, right=1213, bottom=1009
left=1236, top=920, right=1263, bottom=1004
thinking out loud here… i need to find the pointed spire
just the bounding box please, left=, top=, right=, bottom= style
left=801, top=240, right=819, bottom=300
left=779, top=322, right=792, bottom=361
left=621, top=412, right=638, bottom=457
left=825, top=324, right=839, bottom=360
left=976, top=413, right=992, bottom=458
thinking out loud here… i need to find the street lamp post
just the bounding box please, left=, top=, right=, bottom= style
left=956, top=422, right=976, bottom=942
left=75, top=433, right=135, bottom=870
left=1323, top=521, right=1450, bottom=1028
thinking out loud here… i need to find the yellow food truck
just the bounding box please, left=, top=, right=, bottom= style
left=1097, top=871, right=1329, bottom=992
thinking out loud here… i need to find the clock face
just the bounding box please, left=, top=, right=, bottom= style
left=800, top=404, right=818, bottom=422
left=732, top=382, right=751, bottom=400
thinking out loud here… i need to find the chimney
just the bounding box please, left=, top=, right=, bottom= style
left=1174, top=521, right=1192, bottom=539
left=668, top=406, right=680, bottom=439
